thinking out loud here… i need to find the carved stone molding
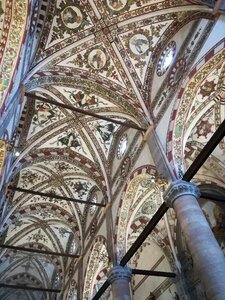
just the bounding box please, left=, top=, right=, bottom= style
left=108, top=265, right=132, bottom=284
left=163, top=180, right=201, bottom=208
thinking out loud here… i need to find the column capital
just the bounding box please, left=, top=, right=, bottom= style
left=163, top=180, right=200, bottom=208
left=108, top=265, right=132, bottom=284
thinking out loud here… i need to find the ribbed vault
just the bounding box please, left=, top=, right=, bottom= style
left=0, top=0, right=224, bottom=299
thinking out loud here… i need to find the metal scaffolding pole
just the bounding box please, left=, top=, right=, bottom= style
left=0, top=283, right=60, bottom=293
left=0, top=244, right=79, bottom=259
left=200, top=191, right=225, bottom=203
left=8, top=186, right=105, bottom=207
left=25, top=92, right=147, bottom=132
left=131, top=269, right=176, bottom=277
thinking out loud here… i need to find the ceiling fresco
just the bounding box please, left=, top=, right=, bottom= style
left=0, top=0, right=223, bottom=299
left=169, top=38, right=225, bottom=178
left=0, top=0, right=29, bottom=111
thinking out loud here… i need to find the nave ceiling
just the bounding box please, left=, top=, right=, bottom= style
left=0, top=0, right=225, bottom=299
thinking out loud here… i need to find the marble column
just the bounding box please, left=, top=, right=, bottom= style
left=164, top=180, right=225, bottom=300
left=108, top=265, right=132, bottom=300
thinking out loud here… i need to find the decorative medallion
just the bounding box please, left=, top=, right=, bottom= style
left=195, top=119, right=213, bottom=139
left=88, top=49, right=107, bottom=70
left=51, top=0, right=90, bottom=43
left=169, top=58, right=186, bottom=87
left=117, top=134, right=128, bottom=159
left=105, top=0, right=128, bottom=15
left=121, top=156, right=131, bottom=177
left=107, top=0, right=127, bottom=11
left=124, top=29, right=153, bottom=61
left=129, top=34, right=149, bottom=55
left=104, top=0, right=169, bottom=15
left=121, top=24, right=168, bottom=80
left=157, top=41, right=176, bottom=76
left=199, top=79, right=216, bottom=98
left=70, top=45, right=116, bottom=77
left=61, top=6, right=83, bottom=29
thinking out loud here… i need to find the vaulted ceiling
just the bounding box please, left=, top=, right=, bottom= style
left=0, top=0, right=223, bottom=299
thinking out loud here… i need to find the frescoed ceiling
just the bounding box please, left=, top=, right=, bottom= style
left=0, top=0, right=29, bottom=111
left=170, top=38, right=225, bottom=181
left=0, top=0, right=223, bottom=298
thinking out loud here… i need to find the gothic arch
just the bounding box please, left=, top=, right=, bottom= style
left=115, top=165, right=158, bottom=260
left=83, top=236, right=111, bottom=300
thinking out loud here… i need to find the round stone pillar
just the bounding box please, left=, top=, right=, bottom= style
left=108, top=265, right=132, bottom=300
left=164, top=180, right=225, bottom=300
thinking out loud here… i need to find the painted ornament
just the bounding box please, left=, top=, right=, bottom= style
left=169, top=58, right=186, bottom=87
left=88, top=49, right=107, bottom=70
left=106, top=0, right=127, bottom=11
left=129, top=34, right=149, bottom=55
left=61, top=6, right=83, bottom=29
left=121, top=156, right=131, bottom=177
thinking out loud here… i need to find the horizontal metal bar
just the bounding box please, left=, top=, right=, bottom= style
left=0, top=283, right=60, bottom=293
left=8, top=186, right=105, bottom=207
left=132, top=269, right=176, bottom=278
left=200, top=192, right=225, bottom=203
left=25, top=92, right=146, bottom=132
left=0, top=244, right=79, bottom=258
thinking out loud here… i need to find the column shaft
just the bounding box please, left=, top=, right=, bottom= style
left=111, top=279, right=132, bottom=300
left=164, top=180, right=225, bottom=300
